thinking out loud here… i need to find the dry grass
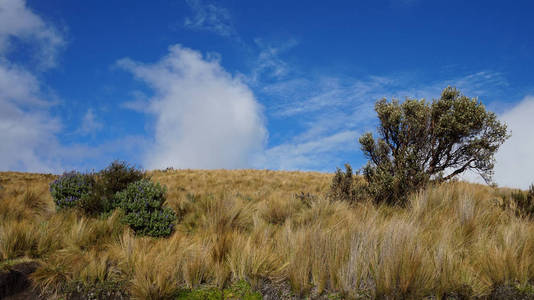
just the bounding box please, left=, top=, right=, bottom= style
left=1, top=170, right=534, bottom=299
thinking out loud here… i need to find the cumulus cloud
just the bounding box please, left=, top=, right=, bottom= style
left=184, top=0, right=236, bottom=37
left=492, top=96, right=534, bottom=189
left=0, top=0, right=64, bottom=172
left=118, top=44, right=267, bottom=170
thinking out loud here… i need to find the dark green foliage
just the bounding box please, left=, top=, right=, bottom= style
left=75, top=161, right=146, bottom=216
left=98, top=160, right=146, bottom=209
left=114, top=179, right=176, bottom=237
left=49, top=172, right=95, bottom=210
left=48, top=161, right=176, bottom=238
left=77, top=183, right=109, bottom=216
left=359, top=87, right=509, bottom=205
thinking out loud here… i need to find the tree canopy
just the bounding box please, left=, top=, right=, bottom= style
left=359, top=87, right=509, bottom=205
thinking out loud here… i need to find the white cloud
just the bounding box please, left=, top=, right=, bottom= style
left=0, top=75, right=61, bottom=172
left=184, top=0, right=236, bottom=37
left=0, top=0, right=64, bottom=172
left=0, top=1, right=148, bottom=173
left=249, top=39, right=299, bottom=83
left=118, top=44, right=267, bottom=170
left=0, top=0, right=64, bottom=68
left=254, top=130, right=358, bottom=170
left=78, top=108, right=103, bottom=136
left=492, top=96, right=534, bottom=189
left=120, top=90, right=151, bottom=112
left=0, top=62, right=44, bottom=105
left=268, top=76, right=389, bottom=117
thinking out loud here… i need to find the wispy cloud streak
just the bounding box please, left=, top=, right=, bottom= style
left=255, top=70, right=511, bottom=171
left=184, top=0, right=236, bottom=37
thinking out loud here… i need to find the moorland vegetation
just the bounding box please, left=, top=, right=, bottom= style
left=1, top=87, right=533, bottom=299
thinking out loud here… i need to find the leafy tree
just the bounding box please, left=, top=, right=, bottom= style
left=359, top=87, right=509, bottom=205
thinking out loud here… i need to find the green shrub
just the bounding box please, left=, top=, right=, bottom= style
left=328, top=164, right=368, bottom=203
left=74, top=161, right=146, bottom=216
left=48, top=162, right=175, bottom=238
left=114, top=179, right=176, bottom=237
left=49, top=172, right=95, bottom=210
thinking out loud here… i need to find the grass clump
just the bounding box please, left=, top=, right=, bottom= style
left=0, top=220, right=38, bottom=260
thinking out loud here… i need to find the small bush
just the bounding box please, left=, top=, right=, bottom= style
left=55, top=161, right=146, bottom=216
left=49, top=171, right=95, bottom=210
left=98, top=160, right=146, bottom=208
left=77, top=184, right=108, bottom=216
left=328, top=164, right=367, bottom=203
left=48, top=161, right=175, bottom=238
left=295, top=192, right=316, bottom=208
left=114, top=179, right=176, bottom=237
left=80, top=161, right=146, bottom=216
left=509, top=184, right=534, bottom=218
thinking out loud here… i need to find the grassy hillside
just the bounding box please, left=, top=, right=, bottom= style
left=1, top=170, right=534, bottom=299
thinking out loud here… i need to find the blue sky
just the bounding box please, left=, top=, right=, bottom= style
left=1, top=0, right=534, bottom=188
